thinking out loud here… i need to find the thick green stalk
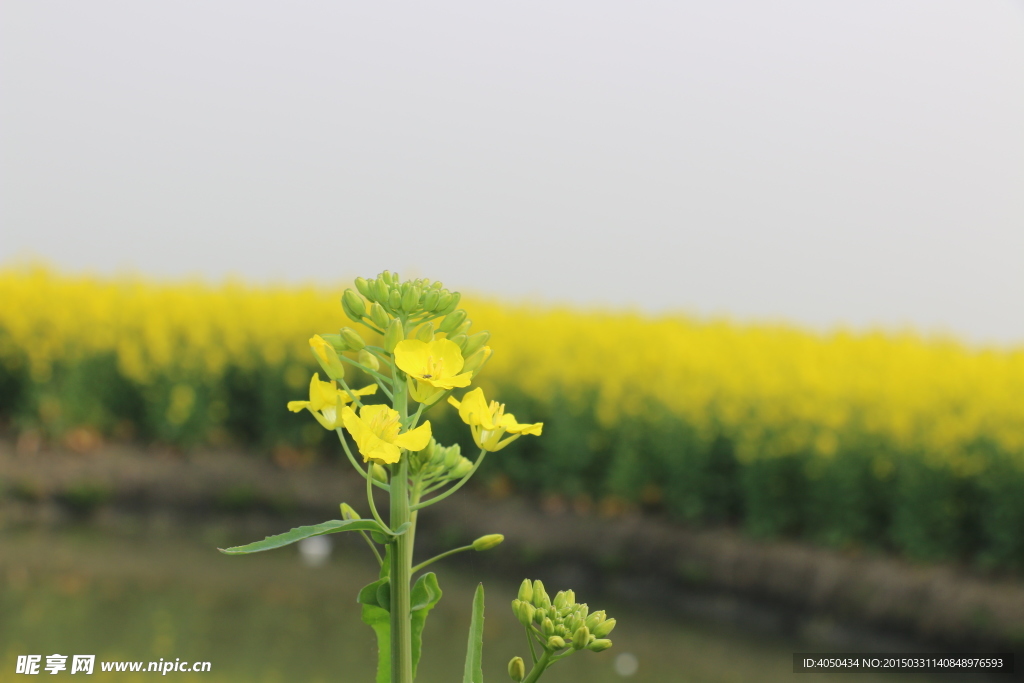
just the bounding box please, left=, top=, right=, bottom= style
left=390, top=376, right=414, bottom=683
left=522, top=649, right=552, bottom=683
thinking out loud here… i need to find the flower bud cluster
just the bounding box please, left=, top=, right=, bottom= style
left=410, top=438, right=475, bottom=481
left=511, top=579, right=615, bottom=654
left=346, top=271, right=461, bottom=326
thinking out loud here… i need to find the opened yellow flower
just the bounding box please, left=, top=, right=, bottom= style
left=310, top=334, right=346, bottom=380
left=448, top=387, right=543, bottom=452
left=341, top=404, right=432, bottom=464
left=394, top=339, right=473, bottom=404
left=287, top=373, right=377, bottom=430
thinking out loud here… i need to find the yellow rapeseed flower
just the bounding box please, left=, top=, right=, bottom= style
left=448, top=387, right=542, bottom=452
left=341, top=404, right=432, bottom=464
left=394, top=339, right=473, bottom=405
left=287, top=373, right=377, bottom=430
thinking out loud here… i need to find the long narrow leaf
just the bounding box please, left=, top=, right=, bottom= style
left=463, top=583, right=485, bottom=683
left=218, top=519, right=394, bottom=555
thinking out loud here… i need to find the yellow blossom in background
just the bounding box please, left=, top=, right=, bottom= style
left=341, top=404, right=432, bottom=464
left=449, top=388, right=543, bottom=452
left=287, top=373, right=378, bottom=430
left=394, top=339, right=472, bottom=405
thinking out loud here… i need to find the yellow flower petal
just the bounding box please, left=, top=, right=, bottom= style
left=287, top=400, right=309, bottom=413
left=454, top=388, right=495, bottom=429
left=393, top=421, right=432, bottom=452
left=396, top=339, right=468, bottom=394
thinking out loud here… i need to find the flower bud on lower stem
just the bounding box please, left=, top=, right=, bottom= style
left=339, top=327, right=366, bottom=351
left=471, top=534, right=504, bottom=551
left=507, top=656, right=525, bottom=682
left=357, top=349, right=380, bottom=372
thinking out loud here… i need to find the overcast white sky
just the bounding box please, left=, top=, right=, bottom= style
left=2, top=1, right=1022, bottom=345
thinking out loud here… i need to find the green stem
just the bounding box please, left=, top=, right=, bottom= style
left=336, top=429, right=390, bottom=492
left=405, top=402, right=426, bottom=430
left=410, top=545, right=473, bottom=574
left=358, top=530, right=384, bottom=566
left=339, top=350, right=394, bottom=385
left=525, top=626, right=538, bottom=665
left=410, top=448, right=487, bottom=511
left=522, top=649, right=553, bottom=683
left=366, top=472, right=392, bottom=534
left=389, top=378, right=414, bottom=683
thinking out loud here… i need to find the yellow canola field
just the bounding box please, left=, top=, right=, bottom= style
left=2, top=266, right=1023, bottom=475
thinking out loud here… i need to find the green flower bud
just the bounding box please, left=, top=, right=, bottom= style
left=450, top=457, right=473, bottom=479
left=430, top=280, right=443, bottom=290
left=339, top=327, right=366, bottom=351
left=447, top=333, right=468, bottom=352
left=585, top=611, right=605, bottom=631
left=587, top=639, right=612, bottom=653
left=414, top=323, right=434, bottom=343
left=472, top=534, right=504, bottom=551
left=452, top=320, right=472, bottom=337
left=354, top=277, right=374, bottom=300
left=421, top=438, right=437, bottom=461
left=401, top=285, right=421, bottom=313
left=571, top=626, right=590, bottom=650
left=518, top=579, right=534, bottom=603
left=461, top=346, right=492, bottom=376
left=388, top=288, right=403, bottom=311
left=358, top=349, right=380, bottom=372
left=532, top=580, right=549, bottom=609
left=342, top=289, right=367, bottom=322
left=370, top=463, right=388, bottom=483
left=383, top=318, right=404, bottom=353
left=434, top=291, right=452, bottom=312
left=576, top=604, right=588, bottom=621
left=512, top=599, right=535, bottom=627
left=371, top=279, right=390, bottom=305
left=565, top=590, right=576, bottom=606
left=592, top=618, right=616, bottom=638
left=319, top=333, right=349, bottom=353
left=556, top=624, right=568, bottom=637
left=542, top=618, right=555, bottom=637
left=546, top=635, right=565, bottom=650
left=340, top=503, right=359, bottom=520
left=370, top=303, right=391, bottom=329
left=443, top=446, right=461, bottom=469
left=422, top=289, right=441, bottom=311
left=438, top=291, right=461, bottom=315
left=461, top=333, right=489, bottom=360
left=438, top=309, right=467, bottom=334
left=380, top=270, right=395, bottom=286
left=507, top=656, right=525, bottom=682
left=553, top=591, right=567, bottom=610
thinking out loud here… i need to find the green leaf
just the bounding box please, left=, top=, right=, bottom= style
left=218, top=519, right=410, bottom=555
left=358, top=546, right=393, bottom=683
left=411, top=572, right=443, bottom=678
left=463, top=583, right=485, bottom=683
left=361, top=602, right=391, bottom=683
